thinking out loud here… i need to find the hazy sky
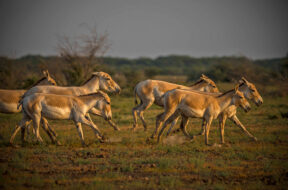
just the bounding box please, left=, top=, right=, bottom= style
left=0, top=0, right=287, bottom=59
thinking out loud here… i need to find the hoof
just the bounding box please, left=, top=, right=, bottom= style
left=146, top=137, right=152, bottom=143
left=212, top=143, right=222, bottom=147
left=253, top=137, right=258, bottom=142
left=10, top=143, right=20, bottom=148
left=82, top=144, right=89, bottom=147
left=56, top=141, right=62, bottom=146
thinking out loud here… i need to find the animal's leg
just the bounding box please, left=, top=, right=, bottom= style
left=157, top=110, right=181, bottom=143
left=166, top=116, right=180, bottom=136
left=230, top=115, right=257, bottom=141
left=180, top=116, right=193, bottom=139
left=74, top=122, right=86, bottom=146
left=204, top=118, right=213, bottom=145
left=137, top=99, right=154, bottom=131
left=197, top=120, right=206, bottom=136
left=84, top=113, right=103, bottom=137
left=21, top=120, right=32, bottom=143
left=10, top=118, right=30, bottom=145
left=79, top=117, right=104, bottom=142
left=151, top=112, right=164, bottom=138
left=132, top=104, right=141, bottom=130
left=107, top=120, right=120, bottom=131
left=42, top=117, right=58, bottom=137
left=88, top=109, right=120, bottom=131
left=85, top=113, right=93, bottom=122
left=33, top=115, right=43, bottom=143
left=41, top=118, right=61, bottom=145
left=218, top=114, right=227, bottom=144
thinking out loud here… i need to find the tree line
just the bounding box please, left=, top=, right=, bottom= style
left=0, top=55, right=287, bottom=96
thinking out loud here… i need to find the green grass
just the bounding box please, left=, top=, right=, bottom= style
left=0, top=94, right=288, bottom=189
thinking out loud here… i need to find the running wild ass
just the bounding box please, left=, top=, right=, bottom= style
left=156, top=85, right=251, bottom=145
left=10, top=91, right=111, bottom=146
left=132, top=74, right=219, bottom=131
left=0, top=70, right=57, bottom=114
left=165, top=77, right=263, bottom=143
left=20, top=72, right=121, bottom=138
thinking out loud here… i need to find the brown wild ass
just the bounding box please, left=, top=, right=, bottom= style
left=0, top=70, right=58, bottom=140
left=19, top=71, right=121, bottom=141
left=0, top=70, right=57, bottom=114
left=165, top=77, right=263, bottom=143
left=132, top=74, right=219, bottom=131
left=156, top=85, right=251, bottom=145
left=10, top=92, right=111, bottom=146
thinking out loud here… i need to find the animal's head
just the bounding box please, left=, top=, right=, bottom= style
left=232, top=84, right=251, bottom=112
left=42, top=70, right=57, bottom=86
left=93, top=72, right=121, bottom=94
left=197, top=74, right=219, bottom=93
left=96, top=91, right=112, bottom=121
left=239, top=77, right=263, bottom=106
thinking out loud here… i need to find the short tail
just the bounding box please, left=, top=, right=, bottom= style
left=134, top=87, right=138, bottom=105
left=17, top=89, right=31, bottom=109
left=17, top=96, right=24, bottom=110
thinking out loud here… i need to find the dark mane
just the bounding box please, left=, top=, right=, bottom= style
left=189, top=79, right=203, bottom=87
left=78, top=92, right=101, bottom=97
left=78, top=92, right=110, bottom=103
left=217, top=89, right=234, bottom=97
left=26, top=77, right=46, bottom=90
left=82, top=75, right=95, bottom=85
left=217, top=83, right=244, bottom=97
left=238, top=82, right=245, bottom=87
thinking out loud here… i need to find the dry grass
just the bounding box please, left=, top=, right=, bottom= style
left=0, top=92, right=288, bottom=189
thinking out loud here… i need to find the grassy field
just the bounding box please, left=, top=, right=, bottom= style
left=0, top=86, right=288, bottom=189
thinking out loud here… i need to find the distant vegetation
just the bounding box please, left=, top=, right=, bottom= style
left=0, top=55, right=287, bottom=96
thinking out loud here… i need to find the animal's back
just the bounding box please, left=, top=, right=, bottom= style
left=23, top=93, right=75, bottom=119
left=0, top=89, right=26, bottom=113
left=23, top=85, right=79, bottom=98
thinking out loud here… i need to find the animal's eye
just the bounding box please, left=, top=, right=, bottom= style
left=251, top=89, right=255, bottom=92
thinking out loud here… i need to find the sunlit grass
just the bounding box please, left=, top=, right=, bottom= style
left=0, top=95, right=287, bottom=189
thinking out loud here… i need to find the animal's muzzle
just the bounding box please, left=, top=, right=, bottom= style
left=116, top=87, right=121, bottom=94
left=256, top=100, right=263, bottom=106
left=244, top=106, right=251, bottom=113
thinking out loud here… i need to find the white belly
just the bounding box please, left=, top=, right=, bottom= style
left=41, top=105, right=72, bottom=120
left=179, top=105, right=204, bottom=118
left=0, top=102, right=21, bottom=113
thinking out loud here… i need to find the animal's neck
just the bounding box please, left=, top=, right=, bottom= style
left=82, top=76, right=100, bottom=93
left=190, top=82, right=205, bottom=91
left=216, top=91, right=234, bottom=112
left=238, top=84, right=249, bottom=99
left=79, top=95, right=102, bottom=110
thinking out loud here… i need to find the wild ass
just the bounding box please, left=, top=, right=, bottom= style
left=0, top=70, right=57, bottom=114
left=165, top=77, right=263, bottom=143
left=20, top=71, right=121, bottom=136
left=132, top=74, right=219, bottom=131
left=10, top=92, right=112, bottom=146
left=0, top=70, right=58, bottom=140
left=156, top=85, right=251, bottom=145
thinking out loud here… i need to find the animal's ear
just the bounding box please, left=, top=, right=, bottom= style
left=93, top=72, right=100, bottom=76
left=42, top=70, right=50, bottom=77
left=201, top=74, right=208, bottom=79
left=234, top=84, right=239, bottom=93
left=241, top=77, right=249, bottom=84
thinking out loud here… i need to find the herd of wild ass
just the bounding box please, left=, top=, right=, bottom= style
left=0, top=70, right=263, bottom=147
